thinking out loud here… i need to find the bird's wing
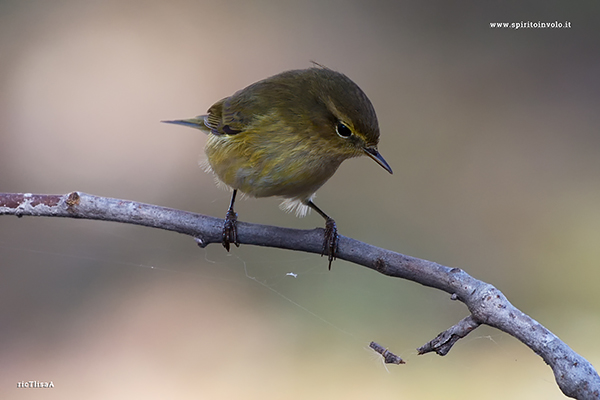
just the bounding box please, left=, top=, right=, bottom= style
left=204, top=97, right=245, bottom=135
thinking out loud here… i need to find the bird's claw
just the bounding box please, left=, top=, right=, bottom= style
left=322, top=218, right=338, bottom=270
left=222, top=209, right=239, bottom=251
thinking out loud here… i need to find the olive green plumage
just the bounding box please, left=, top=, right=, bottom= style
left=164, top=66, right=392, bottom=268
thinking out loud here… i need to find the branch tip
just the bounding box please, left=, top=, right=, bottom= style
left=418, top=315, right=481, bottom=356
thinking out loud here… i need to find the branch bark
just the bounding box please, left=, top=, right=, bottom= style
left=1, top=191, right=598, bottom=399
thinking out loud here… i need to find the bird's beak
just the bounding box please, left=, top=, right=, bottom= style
left=363, top=147, right=393, bottom=174
left=161, top=117, right=206, bottom=130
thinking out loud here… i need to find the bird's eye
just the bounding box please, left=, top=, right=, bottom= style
left=336, top=122, right=352, bottom=138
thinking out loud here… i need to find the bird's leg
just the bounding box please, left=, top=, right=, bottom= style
left=223, top=189, right=240, bottom=251
left=306, top=200, right=338, bottom=270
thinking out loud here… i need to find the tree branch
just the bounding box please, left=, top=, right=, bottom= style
left=1, top=192, right=598, bottom=399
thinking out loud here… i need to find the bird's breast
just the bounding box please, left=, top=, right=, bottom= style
left=204, top=132, right=346, bottom=200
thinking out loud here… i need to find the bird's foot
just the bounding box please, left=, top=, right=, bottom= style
left=222, top=208, right=240, bottom=251
left=321, top=218, right=338, bottom=270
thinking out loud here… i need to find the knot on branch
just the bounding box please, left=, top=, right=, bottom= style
left=465, top=284, right=508, bottom=326
left=65, top=191, right=81, bottom=211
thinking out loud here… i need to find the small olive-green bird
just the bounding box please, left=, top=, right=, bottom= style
left=164, top=66, right=392, bottom=268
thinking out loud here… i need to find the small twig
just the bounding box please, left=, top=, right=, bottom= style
left=417, top=315, right=481, bottom=356
left=1, top=192, right=599, bottom=399
left=369, top=341, right=405, bottom=365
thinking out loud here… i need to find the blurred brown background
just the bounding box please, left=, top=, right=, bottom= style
left=1, top=1, right=599, bottom=399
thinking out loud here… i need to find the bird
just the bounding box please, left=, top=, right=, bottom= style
left=163, top=66, right=392, bottom=268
